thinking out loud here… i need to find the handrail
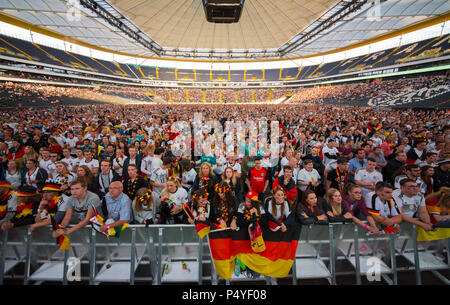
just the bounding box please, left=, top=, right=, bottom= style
left=0, top=222, right=448, bottom=285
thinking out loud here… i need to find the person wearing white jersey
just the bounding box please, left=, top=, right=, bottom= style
left=354, top=157, right=383, bottom=198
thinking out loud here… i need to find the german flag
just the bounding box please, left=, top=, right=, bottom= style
left=208, top=213, right=301, bottom=279
left=108, top=223, right=129, bottom=238
left=196, top=220, right=211, bottom=239
left=50, top=216, right=70, bottom=251
left=416, top=227, right=450, bottom=242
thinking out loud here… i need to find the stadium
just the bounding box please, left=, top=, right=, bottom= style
left=0, top=0, right=449, bottom=290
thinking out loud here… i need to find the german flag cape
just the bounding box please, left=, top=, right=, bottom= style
left=207, top=213, right=301, bottom=279
left=51, top=216, right=70, bottom=251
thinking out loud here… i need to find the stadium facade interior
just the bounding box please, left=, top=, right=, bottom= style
left=0, top=0, right=449, bottom=287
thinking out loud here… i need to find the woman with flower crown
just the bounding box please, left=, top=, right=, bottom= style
left=210, top=181, right=238, bottom=230
left=132, top=187, right=157, bottom=225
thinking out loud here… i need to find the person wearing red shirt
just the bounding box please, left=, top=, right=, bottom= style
left=246, top=157, right=269, bottom=201
left=272, top=165, right=297, bottom=206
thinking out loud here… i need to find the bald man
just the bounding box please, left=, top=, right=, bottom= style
left=100, top=181, right=132, bottom=232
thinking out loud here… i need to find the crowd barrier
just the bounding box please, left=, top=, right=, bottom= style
left=0, top=223, right=448, bottom=285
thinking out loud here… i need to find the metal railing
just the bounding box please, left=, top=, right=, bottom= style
left=1, top=223, right=448, bottom=285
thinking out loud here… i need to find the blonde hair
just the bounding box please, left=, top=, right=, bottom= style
left=199, top=162, right=215, bottom=178
left=324, top=188, right=342, bottom=216
left=161, top=178, right=182, bottom=199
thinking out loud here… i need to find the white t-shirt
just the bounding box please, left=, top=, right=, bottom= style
left=141, top=156, right=156, bottom=177
left=150, top=167, right=169, bottom=195
left=322, top=146, right=339, bottom=168
left=354, top=168, right=383, bottom=198
left=265, top=199, right=291, bottom=222
left=39, top=159, right=53, bottom=175
left=392, top=189, right=425, bottom=218
left=79, top=159, right=99, bottom=171
left=61, top=157, right=76, bottom=171
left=164, top=187, right=188, bottom=208
left=296, top=168, right=321, bottom=192
left=365, top=191, right=400, bottom=218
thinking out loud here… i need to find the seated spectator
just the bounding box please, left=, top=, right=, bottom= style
left=53, top=178, right=101, bottom=238
left=420, top=165, right=435, bottom=196
left=295, top=189, right=328, bottom=225
left=272, top=165, right=297, bottom=206
left=393, top=178, right=432, bottom=228
left=365, top=182, right=433, bottom=233
left=322, top=188, right=353, bottom=223
left=1, top=160, right=21, bottom=190
left=30, top=181, right=68, bottom=231
left=425, top=186, right=450, bottom=225
left=263, top=186, right=291, bottom=232
left=76, top=165, right=96, bottom=193
left=296, top=159, right=322, bottom=195
left=0, top=181, right=17, bottom=228
left=354, top=157, right=383, bottom=198
left=210, top=182, right=238, bottom=229
left=367, top=146, right=387, bottom=172
left=342, top=184, right=380, bottom=235
left=93, top=160, right=121, bottom=199
left=1, top=185, right=40, bottom=231
left=394, top=164, right=424, bottom=193
left=123, top=164, right=148, bottom=200
left=132, top=188, right=157, bottom=225
left=160, top=176, right=188, bottom=224
left=326, top=157, right=350, bottom=193
left=54, top=161, right=76, bottom=195
left=21, top=159, right=48, bottom=190
left=99, top=181, right=132, bottom=233
left=382, top=151, right=406, bottom=185
left=433, top=158, right=449, bottom=191
left=79, top=150, right=99, bottom=175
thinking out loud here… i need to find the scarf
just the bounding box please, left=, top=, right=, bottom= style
left=335, top=168, right=348, bottom=193
left=0, top=190, right=13, bottom=218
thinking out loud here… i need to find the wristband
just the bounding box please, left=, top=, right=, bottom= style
left=364, top=224, right=368, bottom=229
left=392, top=218, right=396, bottom=224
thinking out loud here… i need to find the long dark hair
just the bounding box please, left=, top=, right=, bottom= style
left=212, top=182, right=236, bottom=213
left=300, top=189, right=320, bottom=216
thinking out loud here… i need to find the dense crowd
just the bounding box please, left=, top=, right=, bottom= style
left=289, top=75, right=449, bottom=105
left=0, top=102, right=448, bottom=240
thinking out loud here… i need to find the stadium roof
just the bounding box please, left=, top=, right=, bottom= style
left=0, top=0, right=448, bottom=60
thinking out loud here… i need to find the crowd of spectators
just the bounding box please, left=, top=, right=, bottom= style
left=0, top=101, right=448, bottom=239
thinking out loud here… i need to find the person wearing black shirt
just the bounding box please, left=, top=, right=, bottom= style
left=326, top=157, right=349, bottom=193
